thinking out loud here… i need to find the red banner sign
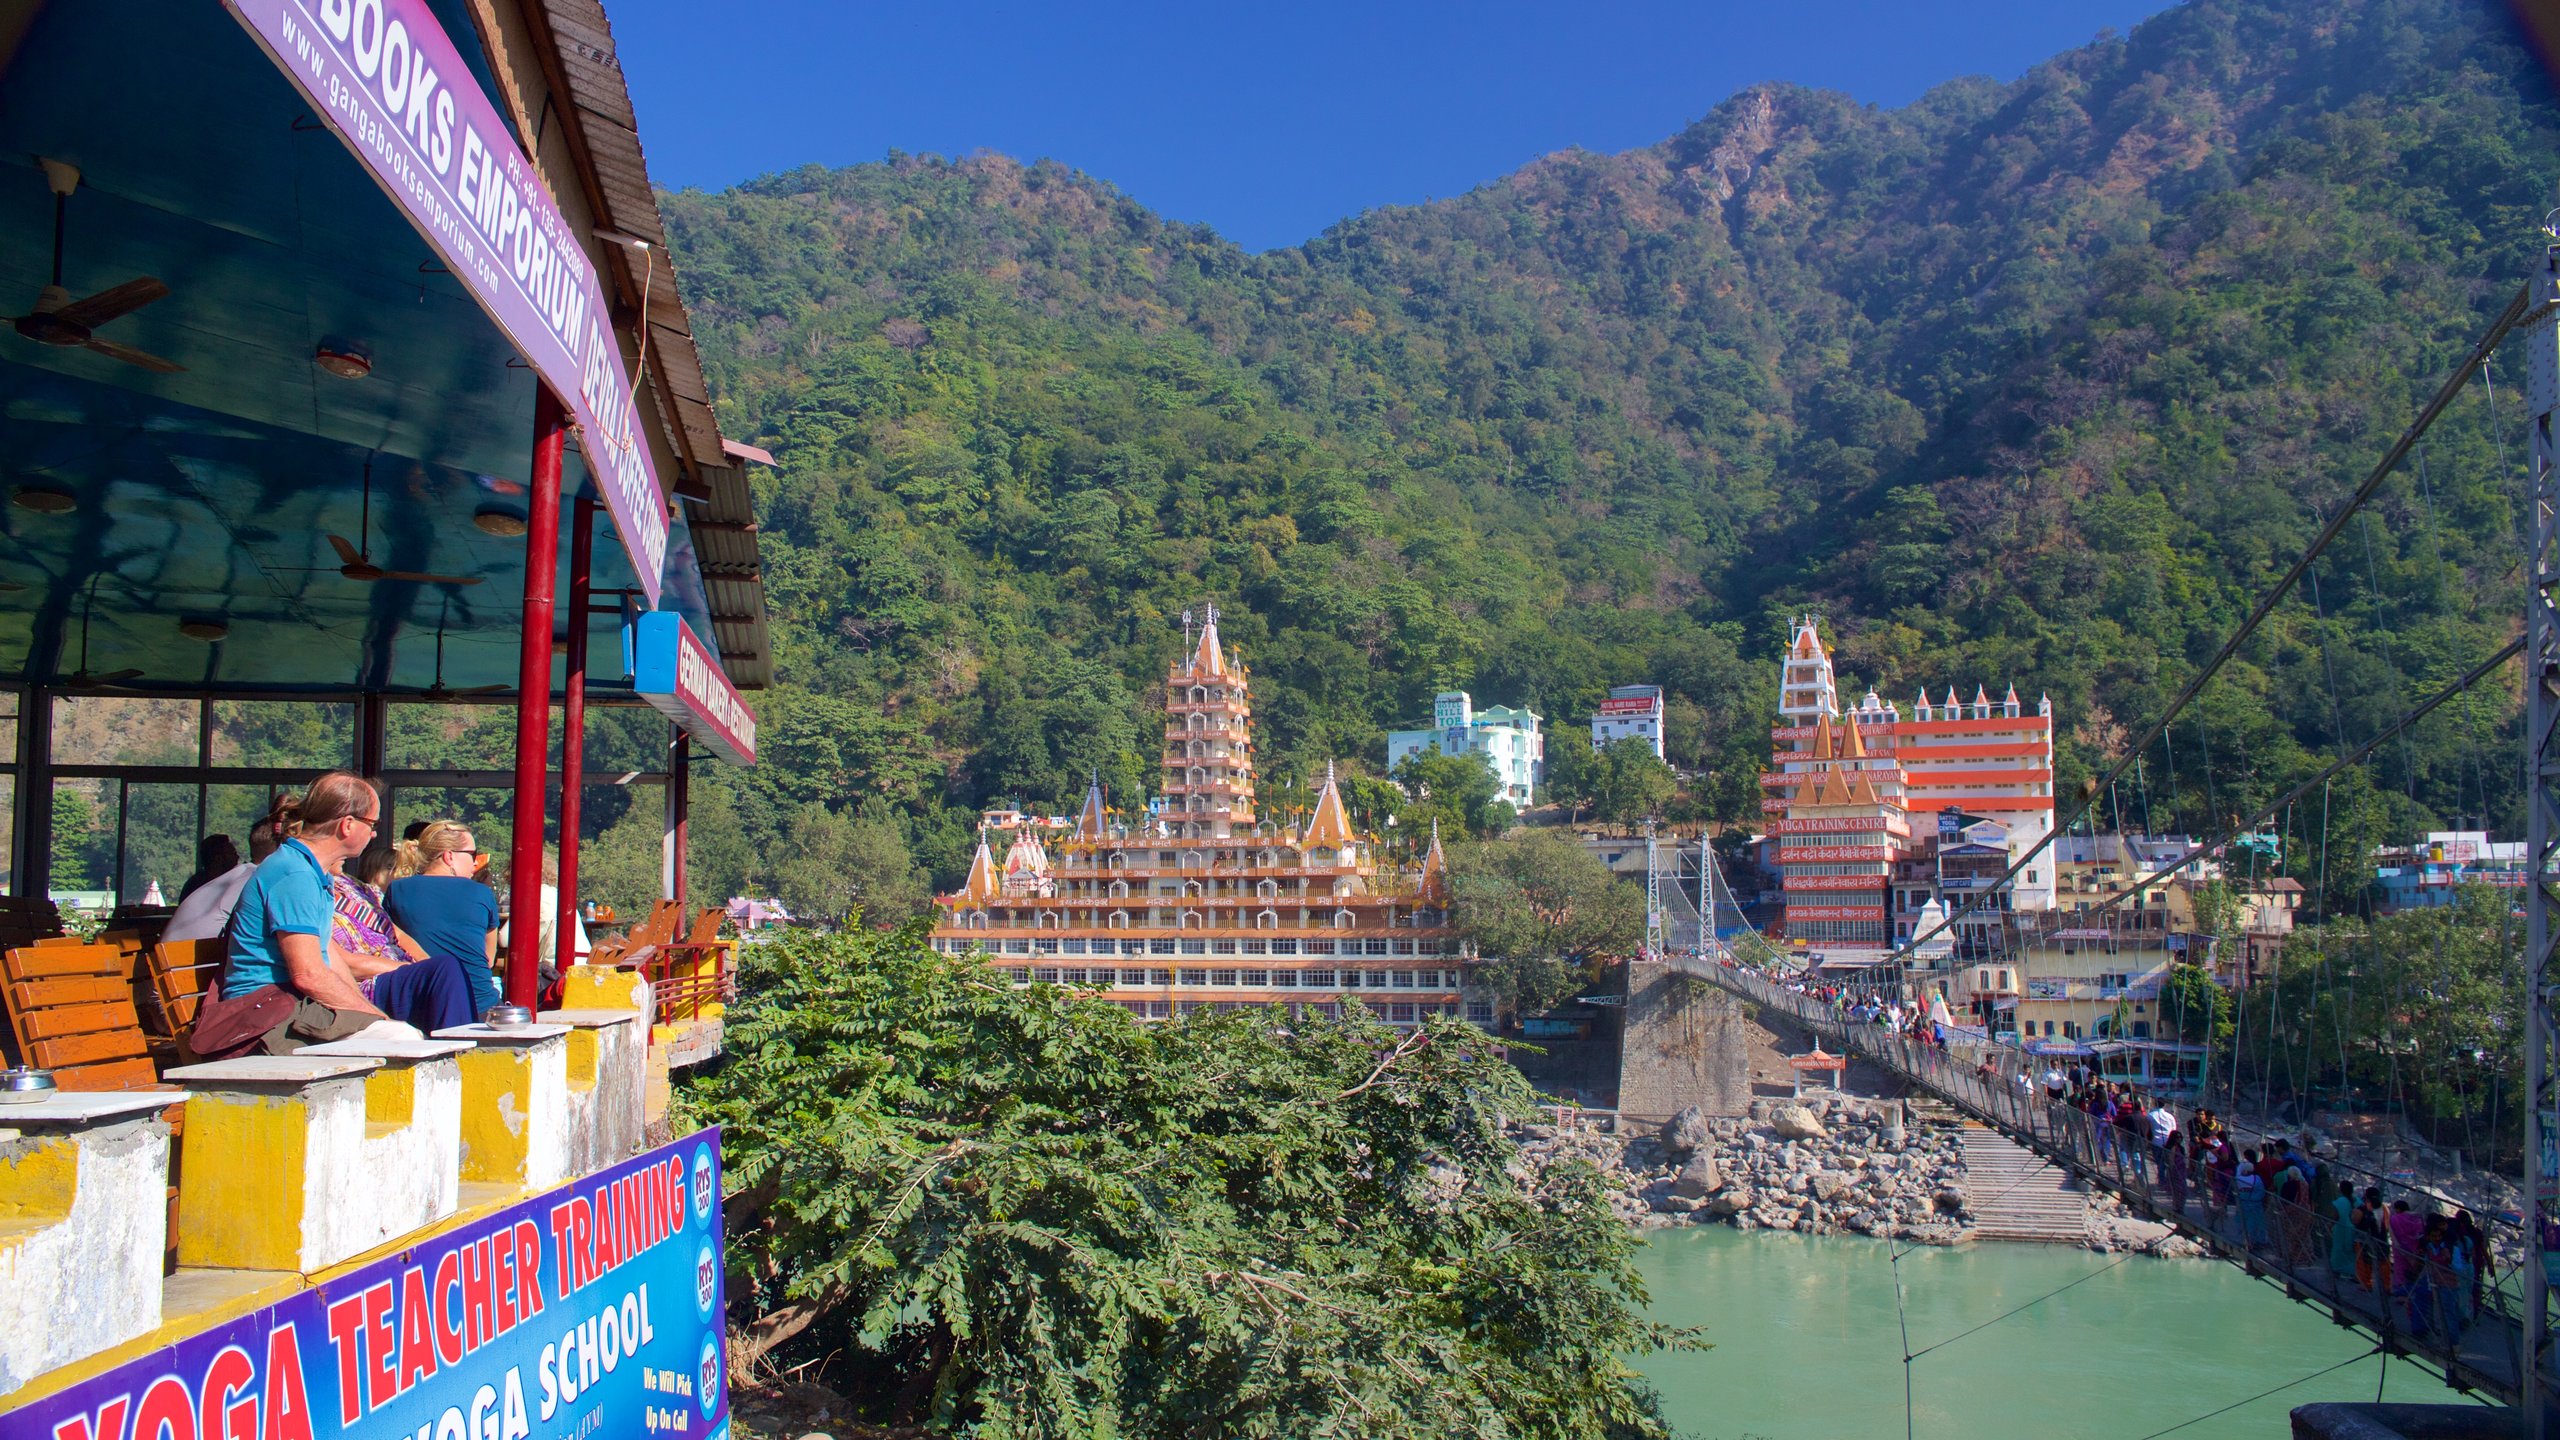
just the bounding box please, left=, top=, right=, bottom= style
left=1772, top=817, right=1898, bottom=835
left=1784, top=874, right=1884, bottom=892
left=1784, top=905, right=1886, bottom=922
left=1776, top=845, right=1892, bottom=863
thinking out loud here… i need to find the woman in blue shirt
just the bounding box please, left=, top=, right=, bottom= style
left=385, top=820, right=505, bottom=1017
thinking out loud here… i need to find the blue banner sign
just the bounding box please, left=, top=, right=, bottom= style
left=13, top=1130, right=728, bottom=1440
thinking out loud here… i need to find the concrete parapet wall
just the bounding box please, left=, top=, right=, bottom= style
left=0, top=1107, right=170, bottom=1394
left=437, top=1025, right=573, bottom=1191
left=171, top=1052, right=463, bottom=1273
left=1617, top=961, right=1752, bottom=1120
left=544, top=1010, right=647, bottom=1176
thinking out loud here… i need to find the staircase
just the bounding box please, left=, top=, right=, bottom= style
left=1959, top=1123, right=2087, bottom=1243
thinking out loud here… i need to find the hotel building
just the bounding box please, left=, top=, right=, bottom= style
left=929, top=606, right=1470, bottom=1024
left=1765, top=617, right=2059, bottom=953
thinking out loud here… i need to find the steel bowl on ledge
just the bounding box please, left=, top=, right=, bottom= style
left=482, top=1004, right=536, bottom=1031
left=0, top=1066, right=58, bottom=1103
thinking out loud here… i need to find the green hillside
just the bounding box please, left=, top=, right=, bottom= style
left=654, top=0, right=2559, bottom=917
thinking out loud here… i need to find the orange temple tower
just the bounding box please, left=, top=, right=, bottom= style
left=929, top=604, right=1468, bottom=1024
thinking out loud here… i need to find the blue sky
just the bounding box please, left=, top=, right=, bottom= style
left=612, top=0, right=2183, bottom=253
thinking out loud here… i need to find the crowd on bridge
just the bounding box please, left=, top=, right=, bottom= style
left=1742, top=957, right=2492, bottom=1349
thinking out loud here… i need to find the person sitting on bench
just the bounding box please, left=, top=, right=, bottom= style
left=187, top=773, right=474, bottom=1058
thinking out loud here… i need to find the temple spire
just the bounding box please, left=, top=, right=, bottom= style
left=1417, top=818, right=1451, bottom=907
left=962, top=830, right=1000, bottom=904
left=1072, top=772, right=1108, bottom=842
left=1304, top=762, right=1354, bottom=847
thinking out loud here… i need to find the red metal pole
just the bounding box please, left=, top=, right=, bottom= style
left=669, top=729, right=690, bottom=906
left=506, top=384, right=566, bottom=1009
left=556, top=496, right=595, bottom=970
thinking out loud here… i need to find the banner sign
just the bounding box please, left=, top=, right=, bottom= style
left=1776, top=844, right=1891, bottom=863
left=1771, top=817, right=1902, bottom=835
left=632, top=611, right=758, bottom=766
left=1784, top=874, right=1883, bottom=893
left=1783, top=905, right=1884, bottom=922
left=13, top=1130, right=728, bottom=1440
left=224, top=0, right=670, bottom=604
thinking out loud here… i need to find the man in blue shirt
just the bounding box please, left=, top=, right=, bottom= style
left=193, top=771, right=470, bottom=1055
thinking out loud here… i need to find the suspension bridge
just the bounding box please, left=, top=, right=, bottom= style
left=1634, top=231, right=2560, bottom=1432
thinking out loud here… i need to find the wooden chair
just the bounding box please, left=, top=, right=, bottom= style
left=143, top=938, right=225, bottom=1054
left=0, top=941, right=161, bottom=1091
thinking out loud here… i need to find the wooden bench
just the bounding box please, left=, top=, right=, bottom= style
left=143, top=937, right=225, bottom=1062
left=1, top=940, right=161, bottom=1091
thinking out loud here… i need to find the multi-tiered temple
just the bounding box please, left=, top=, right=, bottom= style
left=930, top=607, right=1468, bottom=1024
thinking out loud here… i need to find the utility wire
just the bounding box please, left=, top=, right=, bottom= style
left=2127, top=1346, right=2383, bottom=1440
left=1878, top=283, right=2534, bottom=967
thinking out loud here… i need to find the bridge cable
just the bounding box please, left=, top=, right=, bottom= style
left=1902, top=1254, right=2132, bottom=1362
left=2125, top=1345, right=2383, bottom=1440
left=1880, top=283, right=2534, bottom=968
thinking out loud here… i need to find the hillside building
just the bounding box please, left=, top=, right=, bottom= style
left=932, top=606, right=1468, bottom=1025
left=1592, top=684, right=1668, bottom=761
left=1765, top=618, right=2059, bottom=956
left=1387, top=690, right=1543, bottom=806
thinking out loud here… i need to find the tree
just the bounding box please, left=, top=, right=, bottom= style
left=682, top=924, right=1692, bottom=1436
left=51, top=787, right=100, bottom=891
left=1448, top=831, right=1645, bottom=1022
left=2157, top=963, right=2234, bottom=1046
left=841, top=802, right=931, bottom=928
left=1546, top=728, right=1601, bottom=820
left=1591, top=740, right=1677, bottom=825
left=772, top=803, right=864, bottom=927
left=1390, top=746, right=1505, bottom=838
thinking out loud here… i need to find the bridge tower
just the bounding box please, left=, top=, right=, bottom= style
left=2522, top=226, right=2560, bottom=1434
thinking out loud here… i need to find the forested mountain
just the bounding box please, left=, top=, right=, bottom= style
left=655, top=0, right=2560, bottom=916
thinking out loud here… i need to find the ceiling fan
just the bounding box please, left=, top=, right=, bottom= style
left=421, top=607, right=505, bottom=699
left=323, top=456, right=482, bottom=586
left=61, top=578, right=140, bottom=690
left=10, top=160, right=181, bottom=373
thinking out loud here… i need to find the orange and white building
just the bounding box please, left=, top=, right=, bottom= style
left=928, top=606, right=1470, bottom=1024
left=1767, top=617, right=2060, bottom=952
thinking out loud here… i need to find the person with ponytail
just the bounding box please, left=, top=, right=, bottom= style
left=187, top=772, right=473, bottom=1058
left=384, top=820, right=505, bottom=1018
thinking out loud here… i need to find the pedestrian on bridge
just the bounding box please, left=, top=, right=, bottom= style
left=2234, top=1149, right=2271, bottom=1247
left=2163, top=1133, right=2191, bottom=1217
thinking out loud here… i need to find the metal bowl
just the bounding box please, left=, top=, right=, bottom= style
left=482, top=1004, right=536, bottom=1031
left=0, top=1066, right=58, bottom=1104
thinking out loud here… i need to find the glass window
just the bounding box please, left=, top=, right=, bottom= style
left=1466, top=1001, right=1494, bottom=1026
left=54, top=697, right=198, bottom=766
left=1058, top=967, right=1085, bottom=985
left=1364, top=939, right=1390, bottom=955
left=1034, top=967, right=1061, bottom=983
left=1240, top=969, right=1268, bottom=987
left=1036, top=938, right=1060, bottom=955
left=1302, top=969, right=1334, bottom=988
left=1062, top=938, right=1087, bottom=955
left=1178, top=968, right=1208, bottom=985
left=1391, top=970, right=1416, bottom=989
left=211, top=700, right=354, bottom=769
left=117, top=782, right=201, bottom=904
left=1151, top=968, right=1175, bottom=985
left=1391, top=940, right=1414, bottom=955
left=1305, top=940, right=1334, bottom=956
left=1365, top=971, right=1390, bottom=989
left=1211, top=939, right=1237, bottom=955
left=50, top=777, right=117, bottom=901
left=1147, top=1001, right=1170, bottom=1019
left=1269, top=970, right=1297, bottom=988
left=1241, top=939, right=1266, bottom=955
left=1149, top=938, right=1176, bottom=955
left=1180, top=938, right=1207, bottom=955
left=1211, top=969, right=1237, bottom=987
left=1270, top=939, right=1298, bottom=956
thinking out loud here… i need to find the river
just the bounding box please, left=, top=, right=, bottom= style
left=1633, top=1228, right=2484, bottom=1439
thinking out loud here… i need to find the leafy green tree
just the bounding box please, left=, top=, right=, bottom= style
left=2157, top=964, right=2234, bottom=1046
left=771, top=803, right=866, bottom=927
left=1448, top=832, right=1646, bottom=1022
left=1545, top=728, right=1602, bottom=821
left=1391, top=747, right=1507, bottom=838
left=683, top=924, right=1691, bottom=1436
left=51, top=788, right=99, bottom=891
left=1591, top=741, right=1678, bottom=825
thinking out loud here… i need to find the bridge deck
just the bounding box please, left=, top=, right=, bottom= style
left=1678, top=956, right=2547, bottom=1413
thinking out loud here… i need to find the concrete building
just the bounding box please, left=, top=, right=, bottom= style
left=933, top=605, right=1468, bottom=1025
left=1592, top=684, right=1667, bottom=761
left=1764, top=618, right=2059, bottom=956
left=2373, top=830, right=2532, bottom=913
left=1387, top=690, right=1543, bottom=806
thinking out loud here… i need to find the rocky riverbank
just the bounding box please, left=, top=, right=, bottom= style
left=1516, top=1095, right=2200, bottom=1257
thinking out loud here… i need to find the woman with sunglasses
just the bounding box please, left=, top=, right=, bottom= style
left=385, top=820, right=506, bottom=1019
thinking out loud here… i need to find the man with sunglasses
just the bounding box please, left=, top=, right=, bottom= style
left=189, top=771, right=471, bottom=1057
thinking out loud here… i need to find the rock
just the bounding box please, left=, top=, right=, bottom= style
left=1933, top=1187, right=1967, bottom=1214
left=1661, top=1106, right=1714, bottom=1156
left=1771, top=1105, right=1829, bottom=1141
left=1707, top=1188, right=1755, bottom=1217
left=1672, top=1157, right=1723, bottom=1199
left=1882, top=1125, right=1907, bottom=1147
left=1810, top=1170, right=1855, bottom=1202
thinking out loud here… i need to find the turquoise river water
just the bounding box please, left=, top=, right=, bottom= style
left=1633, top=1228, right=2485, bottom=1439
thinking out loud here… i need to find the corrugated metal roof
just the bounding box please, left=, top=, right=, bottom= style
left=504, top=0, right=771, bottom=688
